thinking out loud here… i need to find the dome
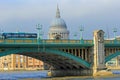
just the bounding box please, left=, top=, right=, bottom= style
left=48, top=5, right=69, bottom=39
left=50, top=18, right=67, bottom=29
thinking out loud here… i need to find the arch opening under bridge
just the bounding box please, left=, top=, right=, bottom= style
left=0, top=48, right=91, bottom=70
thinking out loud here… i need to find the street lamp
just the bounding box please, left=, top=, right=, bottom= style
left=113, top=28, right=117, bottom=39
left=36, top=24, right=42, bottom=39
left=0, top=29, right=3, bottom=39
left=79, top=25, right=84, bottom=40
left=36, top=24, right=42, bottom=52
left=73, top=32, right=77, bottom=40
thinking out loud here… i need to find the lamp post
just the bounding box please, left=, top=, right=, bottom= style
left=79, top=26, right=84, bottom=40
left=0, top=29, right=3, bottom=39
left=73, top=32, right=77, bottom=40
left=36, top=24, right=42, bottom=39
left=36, top=24, right=42, bottom=52
left=0, top=29, right=1, bottom=34
left=113, top=28, right=117, bottom=39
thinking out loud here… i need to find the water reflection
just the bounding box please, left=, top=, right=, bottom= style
left=0, top=71, right=48, bottom=80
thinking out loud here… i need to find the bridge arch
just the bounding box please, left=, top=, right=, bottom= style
left=105, top=51, right=120, bottom=63
left=0, top=48, right=91, bottom=69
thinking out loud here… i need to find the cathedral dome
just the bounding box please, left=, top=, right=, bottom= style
left=48, top=5, right=69, bottom=39
left=50, top=18, right=67, bottom=29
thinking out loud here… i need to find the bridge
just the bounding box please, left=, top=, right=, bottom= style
left=0, top=30, right=120, bottom=76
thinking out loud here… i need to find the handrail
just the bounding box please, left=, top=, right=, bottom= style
left=0, top=39, right=93, bottom=44
left=1, top=39, right=120, bottom=44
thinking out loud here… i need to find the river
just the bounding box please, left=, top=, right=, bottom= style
left=0, top=70, right=120, bottom=80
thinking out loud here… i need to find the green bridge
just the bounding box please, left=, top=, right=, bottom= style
left=0, top=30, right=120, bottom=76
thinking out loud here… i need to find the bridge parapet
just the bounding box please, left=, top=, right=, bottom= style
left=105, top=39, right=120, bottom=44
left=0, top=39, right=93, bottom=44
left=1, top=39, right=120, bottom=45
left=104, top=40, right=120, bottom=47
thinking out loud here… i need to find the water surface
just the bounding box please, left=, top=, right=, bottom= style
left=0, top=70, right=120, bottom=80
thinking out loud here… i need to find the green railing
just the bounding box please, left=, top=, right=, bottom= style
left=1, top=39, right=120, bottom=46
left=1, top=38, right=120, bottom=44
left=0, top=39, right=93, bottom=44
left=104, top=39, right=120, bottom=44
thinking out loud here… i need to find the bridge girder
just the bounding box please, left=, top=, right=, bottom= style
left=105, top=51, right=120, bottom=63
left=22, top=52, right=80, bottom=70
left=0, top=48, right=91, bottom=69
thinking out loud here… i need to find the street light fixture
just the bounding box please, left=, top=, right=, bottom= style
left=36, top=24, right=42, bottom=39
left=79, top=25, right=84, bottom=40
left=36, top=24, right=42, bottom=52
left=73, top=32, right=77, bottom=40
left=113, top=27, right=117, bottom=39
left=0, top=29, right=3, bottom=39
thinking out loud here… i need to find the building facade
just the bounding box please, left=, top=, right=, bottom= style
left=0, top=54, right=44, bottom=70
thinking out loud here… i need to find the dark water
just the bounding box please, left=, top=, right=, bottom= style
left=0, top=70, right=120, bottom=80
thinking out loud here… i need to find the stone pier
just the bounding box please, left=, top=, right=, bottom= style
left=47, top=69, right=93, bottom=77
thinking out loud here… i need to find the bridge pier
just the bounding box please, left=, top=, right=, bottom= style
left=47, top=30, right=113, bottom=77
left=47, top=69, right=93, bottom=77
left=92, top=30, right=112, bottom=76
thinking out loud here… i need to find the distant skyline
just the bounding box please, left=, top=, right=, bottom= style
left=0, top=0, right=120, bottom=39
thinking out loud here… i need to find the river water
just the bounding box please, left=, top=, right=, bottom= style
left=0, top=70, right=120, bottom=80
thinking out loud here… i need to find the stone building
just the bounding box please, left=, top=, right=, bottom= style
left=48, top=5, right=69, bottom=39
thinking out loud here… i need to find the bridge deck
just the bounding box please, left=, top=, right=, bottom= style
left=0, top=39, right=93, bottom=48
left=0, top=39, right=120, bottom=47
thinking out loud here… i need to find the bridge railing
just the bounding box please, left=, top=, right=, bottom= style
left=1, top=39, right=120, bottom=44
left=0, top=39, right=93, bottom=44
left=104, top=39, right=120, bottom=44
left=43, top=39, right=93, bottom=44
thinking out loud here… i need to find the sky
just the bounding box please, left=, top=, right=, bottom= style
left=0, top=0, right=120, bottom=39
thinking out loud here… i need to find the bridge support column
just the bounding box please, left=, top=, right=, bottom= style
left=92, top=30, right=112, bottom=76
left=47, top=69, right=93, bottom=77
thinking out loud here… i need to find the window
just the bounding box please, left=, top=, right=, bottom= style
left=16, top=64, right=18, bottom=68
left=29, top=57, right=32, bottom=60
left=16, top=59, right=18, bottom=63
left=20, top=55, right=23, bottom=58
left=20, top=59, right=23, bottom=63
left=20, top=64, right=23, bottom=68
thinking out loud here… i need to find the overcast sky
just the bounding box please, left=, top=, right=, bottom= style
left=0, top=0, right=120, bottom=39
